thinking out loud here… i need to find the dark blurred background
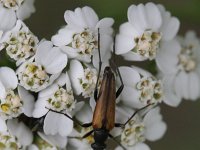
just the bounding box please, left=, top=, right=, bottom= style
left=4, top=0, right=200, bottom=149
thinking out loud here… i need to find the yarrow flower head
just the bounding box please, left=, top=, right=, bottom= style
left=51, top=6, right=113, bottom=64
left=118, top=66, right=165, bottom=108
left=0, top=0, right=35, bottom=31
left=0, top=131, right=21, bottom=149
left=157, top=31, right=200, bottom=102
left=69, top=59, right=99, bottom=98
left=0, top=67, right=34, bottom=119
left=33, top=73, right=84, bottom=137
left=0, top=119, right=33, bottom=149
left=16, top=40, right=68, bottom=92
left=115, top=2, right=180, bottom=61
left=116, top=107, right=166, bottom=150
left=0, top=20, right=39, bottom=66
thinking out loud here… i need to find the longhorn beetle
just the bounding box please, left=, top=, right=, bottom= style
left=47, top=28, right=152, bottom=150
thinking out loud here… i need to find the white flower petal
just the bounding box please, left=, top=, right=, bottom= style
left=122, top=51, right=147, bottom=61
left=38, top=83, right=59, bottom=99
left=28, top=144, right=39, bottom=150
left=121, top=86, right=142, bottom=108
left=145, top=2, right=162, bottom=31
left=36, top=42, right=68, bottom=74
left=7, top=119, right=33, bottom=146
left=68, top=60, right=84, bottom=95
left=44, top=111, right=73, bottom=136
left=68, top=138, right=91, bottom=150
left=143, top=107, right=167, bottom=141
left=162, top=17, right=180, bottom=41
left=131, top=66, right=152, bottom=77
left=95, top=18, right=114, bottom=35
left=115, top=105, right=133, bottom=124
left=115, top=143, right=150, bottom=150
left=128, top=4, right=147, bottom=32
left=51, top=26, right=76, bottom=46
left=55, top=73, right=67, bottom=87
left=158, top=4, right=180, bottom=41
left=82, top=6, right=99, bottom=28
left=89, top=97, right=96, bottom=111
left=163, top=75, right=182, bottom=107
left=175, top=71, right=189, bottom=99
left=119, top=66, right=141, bottom=87
left=133, top=143, right=150, bottom=150
left=45, top=47, right=67, bottom=74
left=16, top=0, right=35, bottom=20
left=0, top=6, right=16, bottom=31
left=75, top=104, right=92, bottom=123
left=18, top=86, right=35, bottom=117
left=32, top=98, right=48, bottom=118
left=0, top=67, right=18, bottom=89
left=0, top=80, right=6, bottom=99
left=127, top=5, right=145, bottom=33
left=156, top=40, right=181, bottom=74
left=64, top=8, right=86, bottom=29
left=35, top=40, right=53, bottom=64
left=0, top=117, right=7, bottom=132
left=38, top=132, right=68, bottom=148
left=60, top=46, right=78, bottom=58
left=115, top=34, right=136, bottom=55
left=0, top=30, right=3, bottom=39
left=118, top=22, right=140, bottom=37
left=92, top=34, right=112, bottom=69
left=188, top=72, right=200, bottom=100
left=71, top=101, right=85, bottom=116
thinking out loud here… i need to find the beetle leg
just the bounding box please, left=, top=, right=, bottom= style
left=108, top=134, right=126, bottom=150
left=116, top=84, right=124, bottom=99
left=45, top=107, right=92, bottom=128
left=115, top=103, right=153, bottom=127
left=114, top=123, right=124, bottom=128
left=82, top=130, right=94, bottom=138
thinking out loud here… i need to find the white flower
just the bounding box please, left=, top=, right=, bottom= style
left=0, top=0, right=35, bottom=31
left=157, top=31, right=200, bottom=101
left=115, top=2, right=180, bottom=61
left=0, top=119, right=33, bottom=149
left=33, top=73, right=83, bottom=137
left=7, top=119, right=33, bottom=147
left=0, top=131, right=22, bottom=149
left=116, top=107, right=166, bottom=150
left=69, top=59, right=99, bottom=98
left=16, top=40, right=68, bottom=92
left=118, top=66, right=166, bottom=108
left=51, top=6, right=113, bottom=64
left=0, top=67, right=34, bottom=119
left=0, top=20, right=39, bottom=66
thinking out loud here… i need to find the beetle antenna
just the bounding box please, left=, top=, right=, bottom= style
left=94, top=28, right=102, bottom=101
left=112, top=36, right=124, bottom=99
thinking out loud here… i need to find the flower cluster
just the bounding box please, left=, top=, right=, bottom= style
left=0, top=1, right=199, bottom=150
